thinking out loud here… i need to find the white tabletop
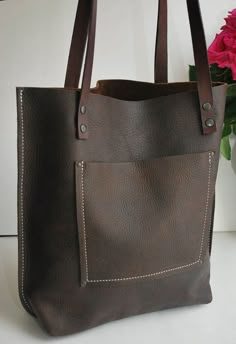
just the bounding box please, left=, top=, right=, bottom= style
left=0, top=232, right=235, bottom=343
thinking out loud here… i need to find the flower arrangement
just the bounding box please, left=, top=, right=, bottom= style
left=189, top=9, right=236, bottom=160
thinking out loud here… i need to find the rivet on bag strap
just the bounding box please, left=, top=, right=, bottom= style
left=66, top=0, right=216, bottom=139
left=155, top=0, right=216, bottom=135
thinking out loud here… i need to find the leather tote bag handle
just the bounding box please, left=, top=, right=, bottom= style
left=65, top=0, right=91, bottom=88
left=66, top=0, right=215, bottom=140
left=155, top=0, right=212, bottom=87
left=154, top=0, right=215, bottom=137
left=65, top=0, right=167, bottom=88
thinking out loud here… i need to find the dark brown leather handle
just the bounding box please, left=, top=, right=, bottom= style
left=67, top=0, right=215, bottom=139
left=65, top=0, right=163, bottom=88
left=155, top=1, right=214, bottom=95
left=64, top=0, right=91, bottom=88
left=155, top=0, right=168, bottom=83
left=155, top=0, right=216, bottom=136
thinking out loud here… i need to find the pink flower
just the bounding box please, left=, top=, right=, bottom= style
left=221, top=9, right=236, bottom=31
left=208, top=9, right=236, bottom=79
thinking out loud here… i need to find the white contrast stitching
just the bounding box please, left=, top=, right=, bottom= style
left=79, top=152, right=213, bottom=284
left=19, top=90, right=33, bottom=311
left=88, top=261, right=200, bottom=283
left=80, top=161, right=89, bottom=282
left=199, top=152, right=213, bottom=261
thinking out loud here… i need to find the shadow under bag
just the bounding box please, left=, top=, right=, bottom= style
left=17, top=0, right=227, bottom=336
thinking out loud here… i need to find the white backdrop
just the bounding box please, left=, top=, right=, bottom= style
left=0, top=0, right=235, bottom=235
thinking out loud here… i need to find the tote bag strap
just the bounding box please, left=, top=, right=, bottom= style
left=65, top=0, right=166, bottom=88
left=66, top=0, right=215, bottom=140
left=155, top=0, right=168, bottom=83
left=154, top=0, right=215, bottom=137
left=64, top=0, right=91, bottom=88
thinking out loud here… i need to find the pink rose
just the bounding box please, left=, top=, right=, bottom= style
left=208, top=9, right=236, bottom=80
left=221, top=9, right=236, bottom=31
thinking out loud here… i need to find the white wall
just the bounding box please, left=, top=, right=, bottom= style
left=0, top=0, right=235, bottom=235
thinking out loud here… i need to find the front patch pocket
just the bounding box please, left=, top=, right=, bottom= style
left=75, top=152, right=214, bottom=287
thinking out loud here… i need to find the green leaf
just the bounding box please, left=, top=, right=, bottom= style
left=224, top=86, right=236, bottom=123
left=225, top=95, right=236, bottom=123
left=189, top=64, right=236, bottom=83
left=227, top=84, right=236, bottom=97
left=189, top=65, right=197, bottom=81
left=220, top=136, right=231, bottom=160
left=209, top=64, right=234, bottom=83
left=233, top=123, right=236, bottom=135
left=222, top=123, right=232, bottom=138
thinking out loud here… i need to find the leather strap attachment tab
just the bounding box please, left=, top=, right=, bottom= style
left=155, top=0, right=215, bottom=135
left=66, top=0, right=215, bottom=139
left=187, top=0, right=215, bottom=135
left=77, top=0, right=97, bottom=139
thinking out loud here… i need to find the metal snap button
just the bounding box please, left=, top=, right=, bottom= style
left=80, top=124, right=87, bottom=133
left=205, top=118, right=215, bottom=128
left=80, top=105, right=86, bottom=114
left=202, top=102, right=212, bottom=111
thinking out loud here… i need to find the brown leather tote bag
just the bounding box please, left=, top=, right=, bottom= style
left=16, top=0, right=227, bottom=336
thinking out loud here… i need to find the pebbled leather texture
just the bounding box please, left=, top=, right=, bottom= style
left=75, top=152, right=214, bottom=286
left=17, top=80, right=226, bottom=336
left=16, top=0, right=227, bottom=337
left=75, top=0, right=216, bottom=139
